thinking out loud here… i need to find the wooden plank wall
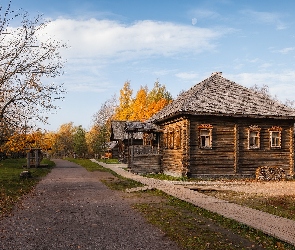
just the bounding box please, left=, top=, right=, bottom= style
left=160, top=117, right=190, bottom=177
left=159, top=115, right=294, bottom=177
left=131, top=154, right=161, bottom=174
left=238, top=118, right=294, bottom=176
left=189, top=116, right=235, bottom=175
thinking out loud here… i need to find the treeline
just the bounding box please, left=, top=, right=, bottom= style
left=0, top=81, right=173, bottom=158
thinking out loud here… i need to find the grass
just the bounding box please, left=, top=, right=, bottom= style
left=66, top=158, right=109, bottom=172
left=144, top=173, right=190, bottom=182
left=66, top=158, right=144, bottom=191
left=133, top=190, right=294, bottom=250
left=0, top=158, right=55, bottom=217
left=69, top=158, right=295, bottom=249
left=201, top=189, right=295, bottom=222
left=96, top=158, right=120, bottom=164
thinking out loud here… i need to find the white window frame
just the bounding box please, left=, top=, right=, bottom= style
left=198, top=124, right=213, bottom=149
left=269, top=126, right=282, bottom=149
left=248, top=126, right=260, bottom=149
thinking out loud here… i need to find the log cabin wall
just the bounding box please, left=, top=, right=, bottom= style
left=238, top=118, right=294, bottom=176
left=189, top=116, right=236, bottom=176
left=160, top=117, right=190, bottom=177
left=187, top=116, right=294, bottom=177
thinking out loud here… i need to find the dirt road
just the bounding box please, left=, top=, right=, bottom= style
left=0, top=159, right=179, bottom=250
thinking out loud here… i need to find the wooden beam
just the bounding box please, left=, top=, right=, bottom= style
left=290, top=126, right=294, bottom=176
left=234, top=124, right=239, bottom=173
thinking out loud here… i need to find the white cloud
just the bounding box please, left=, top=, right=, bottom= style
left=241, top=10, right=287, bottom=30
left=275, top=47, right=295, bottom=54
left=192, top=18, right=197, bottom=25
left=175, top=72, right=199, bottom=80
left=40, top=18, right=226, bottom=60
left=190, top=10, right=221, bottom=20
left=227, top=71, right=295, bottom=102
left=259, top=63, right=272, bottom=69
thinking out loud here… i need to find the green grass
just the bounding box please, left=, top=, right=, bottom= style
left=144, top=173, right=190, bottom=182
left=66, top=158, right=109, bottom=172
left=0, top=158, right=55, bottom=216
left=96, top=158, right=120, bottom=164
left=133, top=190, right=294, bottom=250
left=66, top=158, right=144, bottom=191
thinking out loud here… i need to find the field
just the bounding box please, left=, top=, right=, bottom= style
left=0, top=158, right=55, bottom=216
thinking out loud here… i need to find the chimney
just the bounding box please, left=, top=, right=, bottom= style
left=211, top=72, right=222, bottom=76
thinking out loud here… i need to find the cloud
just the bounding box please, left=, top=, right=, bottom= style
left=190, top=9, right=221, bottom=20
left=40, top=18, right=226, bottom=60
left=274, top=47, right=295, bottom=54
left=241, top=10, right=287, bottom=30
left=227, top=71, right=295, bottom=102
left=176, top=72, right=199, bottom=80
left=192, top=18, right=197, bottom=25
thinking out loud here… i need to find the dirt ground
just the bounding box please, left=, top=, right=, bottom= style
left=0, top=160, right=180, bottom=250
left=180, top=179, right=295, bottom=197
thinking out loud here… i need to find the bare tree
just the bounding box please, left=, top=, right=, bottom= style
left=250, top=84, right=295, bottom=108
left=92, top=95, right=117, bottom=157
left=0, top=1, right=66, bottom=133
left=93, top=95, right=117, bottom=127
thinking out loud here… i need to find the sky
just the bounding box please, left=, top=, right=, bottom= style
left=5, top=0, right=295, bottom=131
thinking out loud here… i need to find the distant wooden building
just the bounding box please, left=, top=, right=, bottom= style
left=110, top=121, right=161, bottom=173
left=148, top=72, right=295, bottom=178
left=110, top=121, right=143, bottom=162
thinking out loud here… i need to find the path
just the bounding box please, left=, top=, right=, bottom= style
left=94, top=160, right=295, bottom=246
left=0, top=159, right=180, bottom=250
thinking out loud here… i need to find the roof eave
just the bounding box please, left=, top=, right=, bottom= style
left=151, top=111, right=295, bottom=124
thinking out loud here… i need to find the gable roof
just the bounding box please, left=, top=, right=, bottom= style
left=149, top=72, right=295, bottom=122
left=110, top=121, right=160, bottom=141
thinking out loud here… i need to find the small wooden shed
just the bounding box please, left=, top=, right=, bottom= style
left=110, top=121, right=143, bottom=162
left=148, top=72, right=295, bottom=178
left=110, top=120, right=162, bottom=173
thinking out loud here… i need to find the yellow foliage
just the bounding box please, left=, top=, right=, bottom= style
left=2, top=130, right=54, bottom=153
left=114, top=81, right=172, bottom=121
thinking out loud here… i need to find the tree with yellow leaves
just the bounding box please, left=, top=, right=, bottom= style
left=51, top=122, right=75, bottom=157
left=86, top=125, right=101, bottom=157
left=129, top=86, right=148, bottom=121
left=113, top=80, right=172, bottom=121
left=2, top=129, right=53, bottom=155
left=113, top=81, right=133, bottom=120
left=146, top=81, right=172, bottom=118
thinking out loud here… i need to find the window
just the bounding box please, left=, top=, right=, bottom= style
left=270, top=131, right=280, bottom=147
left=163, top=130, right=168, bottom=148
left=143, top=133, right=154, bottom=146
left=168, top=128, right=174, bottom=149
left=198, top=124, right=213, bottom=149
left=200, top=130, right=211, bottom=148
left=248, top=126, right=260, bottom=149
left=249, top=131, right=259, bottom=148
left=175, top=126, right=181, bottom=149
left=269, top=126, right=282, bottom=148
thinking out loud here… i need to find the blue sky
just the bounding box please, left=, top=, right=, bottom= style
left=6, top=0, right=295, bottom=131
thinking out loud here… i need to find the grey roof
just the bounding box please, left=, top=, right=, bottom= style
left=149, top=72, right=295, bottom=122
left=110, top=121, right=143, bottom=140
left=125, top=121, right=160, bottom=132
left=110, top=121, right=160, bottom=141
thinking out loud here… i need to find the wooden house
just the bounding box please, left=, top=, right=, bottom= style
left=148, top=72, right=295, bottom=178
left=110, top=121, right=161, bottom=173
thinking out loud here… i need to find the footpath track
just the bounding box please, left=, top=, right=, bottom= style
left=93, top=160, right=295, bottom=246
left=0, top=159, right=180, bottom=250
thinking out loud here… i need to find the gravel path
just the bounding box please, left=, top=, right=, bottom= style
left=95, top=160, right=295, bottom=246
left=0, top=159, right=180, bottom=250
